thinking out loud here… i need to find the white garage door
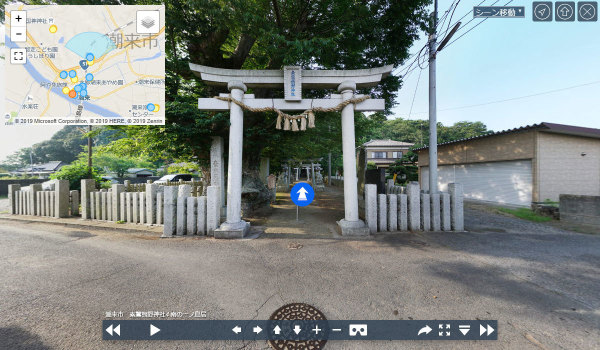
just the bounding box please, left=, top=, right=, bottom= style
left=421, top=160, right=533, bottom=206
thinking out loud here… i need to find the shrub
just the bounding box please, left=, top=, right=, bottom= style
left=50, top=160, right=102, bottom=191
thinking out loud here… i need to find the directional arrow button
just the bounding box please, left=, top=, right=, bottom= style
left=253, top=326, right=262, bottom=334
left=105, top=324, right=113, bottom=336
left=150, top=324, right=160, bottom=336
left=273, top=325, right=281, bottom=335
left=232, top=326, right=242, bottom=334
left=418, top=325, right=432, bottom=335
left=480, top=324, right=486, bottom=336
left=487, top=324, right=494, bottom=335
left=293, top=325, right=302, bottom=335
left=114, top=324, right=121, bottom=336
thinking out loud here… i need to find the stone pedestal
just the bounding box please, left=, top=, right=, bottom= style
left=214, top=220, right=250, bottom=239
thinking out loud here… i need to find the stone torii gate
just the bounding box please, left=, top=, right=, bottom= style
left=190, top=64, right=392, bottom=237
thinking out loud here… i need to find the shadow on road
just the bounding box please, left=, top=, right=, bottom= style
left=0, top=326, right=52, bottom=349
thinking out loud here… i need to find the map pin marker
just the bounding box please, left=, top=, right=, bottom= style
left=79, top=59, right=89, bottom=70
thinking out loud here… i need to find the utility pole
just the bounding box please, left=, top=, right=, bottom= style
left=328, top=125, right=332, bottom=185
left=427, top=0, right=460, bottom=194
left=87, top=125, right=92, bottom=178
left=428, top=0, right=438, bottom=194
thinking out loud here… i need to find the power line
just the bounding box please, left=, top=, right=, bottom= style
left=408, top=69, right=423, bottom=119
left=396, top=80, right=600, bottom=116
left=437, top=0, right=488, bottom=39
left=444, top=0, right=514, bottom=49
left=393, top=0, right=463, bottom=77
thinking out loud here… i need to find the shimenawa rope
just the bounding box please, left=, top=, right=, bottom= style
left=215, top=95, right=370, bottom=131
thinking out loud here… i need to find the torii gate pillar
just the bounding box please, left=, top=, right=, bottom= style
left=337, top=81, right=369, bottom=236
left=214, top=81, right=250, bottom=238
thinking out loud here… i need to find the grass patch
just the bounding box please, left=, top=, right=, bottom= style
left=497, top=207, right=552, bottom=222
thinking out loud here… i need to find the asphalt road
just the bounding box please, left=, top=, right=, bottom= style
left=1, top=206, right=599, bottom=350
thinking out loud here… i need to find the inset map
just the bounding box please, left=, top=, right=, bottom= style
left=4, top=5, right=165, bottom=125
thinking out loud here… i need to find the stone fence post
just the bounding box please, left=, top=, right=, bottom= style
left=449, top=183, right=464, bottom=231
left=406, top=182, right=420, bottom=231
left=8, top=184, right=20, bottom=214
left=364, top=184, right=377, bottom=234
left=81, top=179, right=95, bottom=219
left=161, top=186, right=178, bottom=237
left=54, top=180, right=70, bottom=218
left=112, top=184, right=125, bottom=222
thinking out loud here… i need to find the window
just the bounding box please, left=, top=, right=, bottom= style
left=372, top=152, right=386, bottom=159
left=392, top=151, right=403, bottom=159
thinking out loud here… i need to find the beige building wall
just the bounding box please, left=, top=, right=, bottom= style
left=365, top=146, right=411, bottom=167
left=418, top=131, right=535, bottom=166
left=536, top=132, right=600, bottom=202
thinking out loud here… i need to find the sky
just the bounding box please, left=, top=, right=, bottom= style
left=1, top=0, right=600, bottom=161
left=392, top=0, right=600, bottom=132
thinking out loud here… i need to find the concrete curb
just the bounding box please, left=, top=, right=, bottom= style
left=0, top=215, right=162, bottom=236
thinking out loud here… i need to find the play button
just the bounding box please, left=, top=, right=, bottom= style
left=150, top=324, right=160, bottom=336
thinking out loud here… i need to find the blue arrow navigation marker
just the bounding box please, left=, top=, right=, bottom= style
left=79, top=59, right=89, bottom=70
left=291, top=182, right=314, bottom=207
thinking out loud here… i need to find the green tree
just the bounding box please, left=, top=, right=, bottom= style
left=111, top=0, right=430, bottom=177
left=50, top=159, right=102, bottom=191
left=166, top=162, right=201, bottom=175
left=93, top=153, right=137, bottom=178
left=372, top=119, right=491, bottom=147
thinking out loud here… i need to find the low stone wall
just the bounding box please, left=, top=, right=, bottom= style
left=330, top=176, right=344, bottom=188
left=8, top=180, right=73, bottom=218
left=161, top=185, right=219, bottom=237
left=364, top=182, right=463, bottom=233
left=560, top=194, right=600, bottom=229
